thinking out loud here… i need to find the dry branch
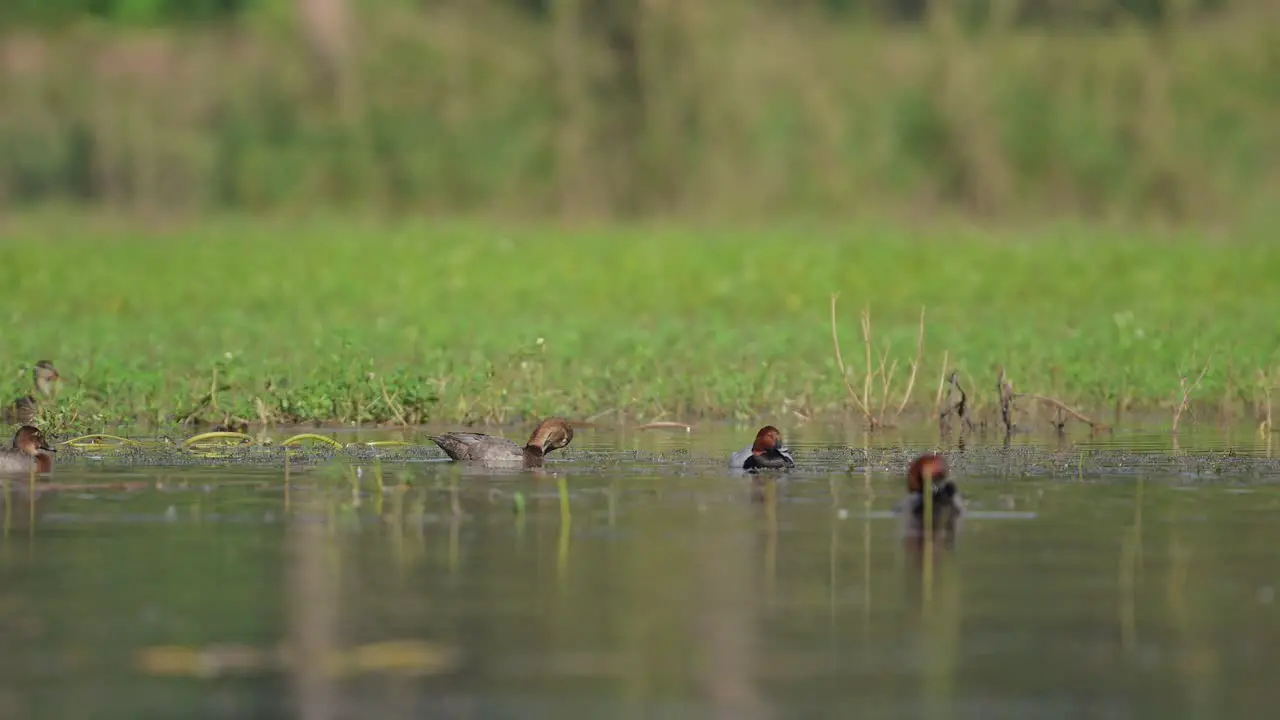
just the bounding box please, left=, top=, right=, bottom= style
left=939, top=371, right=971, bottom=435
left=893, top=307, right=926, bottom=420
left=933, top=350, right=950, bottom=414
left=861, top=307, right=874, bottom=421
left=1172, top=358, right=1212, bottom=434
left=1018, top=393, right=1108, bottom=432
left=637, top=421, right=693, bottom=431
left=997, top=367, right=1016, bottom=436
left=378, top=376, right=410, bottom=428
left=829, top=297, right=928, bottom=429
left=829, top=293, right=874, bottom=425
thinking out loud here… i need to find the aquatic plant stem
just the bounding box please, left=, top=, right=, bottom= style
left=557, top=476, right=571, bottom=581
left=922, top=481, right=934, bottom=603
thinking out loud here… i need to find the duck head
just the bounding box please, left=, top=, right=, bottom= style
left=751, top=425, right=796, bottom=467
left=13, top=425, right=55, bottom=457
left=33, top=360, right=60, bottom=398
left=907, top=453, right=955, bottom=500
left=526, top=417, right=574, bottom=456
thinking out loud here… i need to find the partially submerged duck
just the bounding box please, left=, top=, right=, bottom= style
left=0, top=425, right=56, bottom=474
left=429, top=417, right=573, bottom=469
left=6, top=360, right=60, bottom=424
left=901, top=452, right=962, bottom=531
left=730, top=425, right=795, bottom=471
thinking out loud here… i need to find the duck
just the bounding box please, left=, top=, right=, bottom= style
left=429, top=417, right=573, bottom=469
left=729, top=425, right=795, bottom=470
left=6, top=360, right=60, bottom=425
left=901, top=452, right=962, bottom=530
left=0, top=425, right=56, bottom=474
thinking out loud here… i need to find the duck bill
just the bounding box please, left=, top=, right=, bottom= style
left=40, top=443, right=56, bottom=453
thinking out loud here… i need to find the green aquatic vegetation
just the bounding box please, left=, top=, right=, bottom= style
left=0, top=215, right=1277, bottom=433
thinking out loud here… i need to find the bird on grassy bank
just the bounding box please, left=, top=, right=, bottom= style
left=730, top=425, right=796, bottom=471
left=0, top=425, right=56, bottom=474
left=900, top=452, right=962, bottom=532
left=5, top=360, right=60, bottom=425
left=429, top=417, right=574, bottom=469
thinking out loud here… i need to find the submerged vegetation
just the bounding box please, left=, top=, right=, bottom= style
left=0, top=216, right=1276, bottom=434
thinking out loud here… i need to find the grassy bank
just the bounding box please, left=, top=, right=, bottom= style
left=0, top=215, right=1275, bottom=433
left=0, top=2, right=1277, bottom=222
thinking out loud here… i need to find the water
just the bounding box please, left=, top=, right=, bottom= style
left=2, top=422, right=1280, bottom=718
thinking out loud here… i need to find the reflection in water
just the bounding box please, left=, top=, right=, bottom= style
left=289, top=498, right=337, bottom=720
left=695, top=481, right=771, bottom=720
left=2, top=426, right=1280, bottom=716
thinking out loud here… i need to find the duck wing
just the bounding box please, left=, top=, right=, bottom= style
left=429, top=432, right=520, bottom=462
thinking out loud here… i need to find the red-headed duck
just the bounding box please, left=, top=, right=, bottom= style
left=903, top=452, right=962, bottom=527
left=429, top=417, right=573, bottom=469
left=730, top=425, right=796, bottom=470
left=6, top=360, right=60, bottom=425
left=0, top=425, right=56, bottom=474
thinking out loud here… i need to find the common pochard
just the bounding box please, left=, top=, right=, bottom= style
left=901, top=452, right=962, bottom=529
left=729, top=425, right=795, bottom=470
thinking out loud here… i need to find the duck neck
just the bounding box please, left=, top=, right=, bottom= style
left=522, top=445, right=545, bottom=467
left=34, top=453, right=52, bottom=473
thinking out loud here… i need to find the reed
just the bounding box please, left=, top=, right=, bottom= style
left=0, top=1, right=1276, bottom=222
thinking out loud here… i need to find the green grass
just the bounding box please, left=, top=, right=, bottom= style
left=0, top=214, right=1277, bottom=434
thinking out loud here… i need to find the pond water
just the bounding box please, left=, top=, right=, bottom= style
left=1, top=422, right=1279, bottom=718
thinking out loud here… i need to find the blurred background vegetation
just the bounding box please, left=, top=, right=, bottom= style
left=1, top=0, right=1276, bottom=223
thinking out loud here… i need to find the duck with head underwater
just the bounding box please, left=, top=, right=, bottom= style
left=429, top=417, right=574, bottom=469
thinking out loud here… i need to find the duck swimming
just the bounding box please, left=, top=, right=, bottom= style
left=6, top=360, right=60, bottom=425
left=902, top=452, right=962, bottom=530
left=0, top=425, right=56, bottom=474
left=429, top=417, right=573, bottom=469
left=729, top=425, right=795, bottom=471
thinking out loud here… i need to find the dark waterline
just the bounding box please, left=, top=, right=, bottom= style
left=2, top=424, right=1279, bottom=718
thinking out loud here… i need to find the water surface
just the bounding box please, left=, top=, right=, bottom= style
left=1, top=423, right=1278, bottom=718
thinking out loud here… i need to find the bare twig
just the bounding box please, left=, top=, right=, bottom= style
left=878, top=351, right=897, bottom=421
left=1018, top=393, right=1108, bottom=432
left=893, top=307, right=926, bottom=420
left=933, top=350, right=949, bottom=414
left=861, top=308, right=874, bottom=422
left=939, top=371, right=971, bottom=435
left=1171, top=358, right=1212, bottom=434
left=378, top=376, right=410, bottom=428
left=1257, top=368, right=1273, bottom=436
left=997, top=367, right=1015, bottom=436
left=830, top=298, right=928, bottom=429
left=254, top=396, right=271, bottom=426
left=637, top=421, right=693, bottom=431
left=584, top=407, right=618, bottom=423
left=830, top=293, right=873, bottom=423
left=177, top=385, right=232, bottom=426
